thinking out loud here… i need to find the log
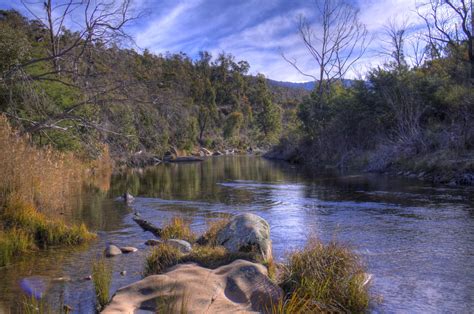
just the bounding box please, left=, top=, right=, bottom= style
left=133, top=216, right=162, bottom=237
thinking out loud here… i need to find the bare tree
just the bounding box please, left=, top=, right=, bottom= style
left=283, top=0, right=369, bottom=96
left=380, top=18, right=410, bottom=70
left=3, top=0, right=140, bottom=135
left=416, top=0, right=473, bottom=82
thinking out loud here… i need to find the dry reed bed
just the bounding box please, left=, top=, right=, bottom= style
left=0, top=115, right=111, bottom=267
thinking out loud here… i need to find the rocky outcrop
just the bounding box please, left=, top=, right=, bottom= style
left=216, top=214, right=272, bottom=262
left=102, top=259, right=282, bottom=313
left=104, top=245, right=122, bottom=257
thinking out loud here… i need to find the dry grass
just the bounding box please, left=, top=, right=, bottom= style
left=196, top=218, right=230, bottom=246
left=92, top=258, right=112, bottom=311
left=160, top=216, right=195, bottom=242
left=0, top=115, right=107, bottom=266
left=144, top=243, right=261, bottom=276
left=279, top=237, right=370, bottom=313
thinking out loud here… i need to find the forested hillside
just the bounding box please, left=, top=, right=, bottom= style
left=0, top=9, right=306, bottom=162
left=267, top=0, right=473, bottom=185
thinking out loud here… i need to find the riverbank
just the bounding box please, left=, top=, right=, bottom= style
left=264, top=144, right=474, bottom=187
left=0, top=115, right=110, bottom=267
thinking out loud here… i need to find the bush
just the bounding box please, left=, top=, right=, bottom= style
left=144, top=243, right=182, bottom=276
left=280, top=237, right=370, bottom=313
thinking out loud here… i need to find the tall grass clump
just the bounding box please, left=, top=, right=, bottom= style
left=196, top=218, right=230, bottom=246
left=0, top=115, right=106, bottom=266
left=279, top=237, right=370, bottom=313
left=92, top=258, right=112, bottom=311
left=160, top=216, right=195, bottom=242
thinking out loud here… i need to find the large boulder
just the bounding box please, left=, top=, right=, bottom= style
left=216, top=214, right=272, bottom=261
left=102, top=259, right=282, bottom=313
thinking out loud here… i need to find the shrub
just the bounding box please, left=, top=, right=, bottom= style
left=280, top=237, right=370, bottom=313
left=160, top=216, right=195, bottom=242
left=92, top=258, right=112, bottom=310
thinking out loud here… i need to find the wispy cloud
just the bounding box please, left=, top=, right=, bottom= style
left=0, top=0, right=425, bottom=82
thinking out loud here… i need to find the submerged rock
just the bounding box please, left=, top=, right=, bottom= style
left=216, top=213, right=272, bottom=261
left=104, top=245, right=122, bottom=257
left=115, top=193, right=134, bottom=203
left=102, top=259, right=282, bottom=313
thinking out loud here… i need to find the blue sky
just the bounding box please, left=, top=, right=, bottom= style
left=1, top=0, right=422, bottom=82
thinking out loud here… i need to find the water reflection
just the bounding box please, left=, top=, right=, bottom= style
left=0, top=156, right=473, bottom=313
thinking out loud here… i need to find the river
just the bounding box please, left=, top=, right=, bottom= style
left=0, top=156, right=473, bottom=313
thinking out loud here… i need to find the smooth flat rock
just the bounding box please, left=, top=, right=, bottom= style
left=102, top=259, right=282, bottom=313
left=104, top=245, right=122, bottom=257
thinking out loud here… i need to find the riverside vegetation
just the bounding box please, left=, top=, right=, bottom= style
left=140, top=217, right=370, bottom=313
left=0, top=115, right=110, bottom=267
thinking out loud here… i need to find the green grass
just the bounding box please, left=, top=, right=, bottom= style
left=279, top=237, right=370, bottom=313
left=160, top=216, right=195, bottom=242
left=0, top=228, right=33, bottom=267
left=92, top=258, right=112, bottom=310
left=1, top=197, right=95, bottom=249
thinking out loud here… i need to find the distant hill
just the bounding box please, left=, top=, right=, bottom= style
left=267, top=79, right=315, bottom=91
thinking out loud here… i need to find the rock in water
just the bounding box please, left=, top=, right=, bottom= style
left=120, top=246, right=138, bottom=253
left=104, top=245, right=122, bottom=257
left=216, top=213, right=272, bottom=261
left=145, top=239, right=162, bottom=246
left=102, top=259, right=282, bottom=313
left=165, top=239, right=192, bottom=253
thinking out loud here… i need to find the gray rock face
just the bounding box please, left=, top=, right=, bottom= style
left=216, top=213, right=272, bottom=261
left=104, top=245, right=122, bottom=257
left=102, top=259, right=282, bottom=313
left=165, top=239, right=192, bottom=253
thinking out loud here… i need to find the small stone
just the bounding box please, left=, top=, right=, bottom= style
left=145, top=239, right=162, bottom=246
left=165, top=239, right=192, bottom=253
left=105, top=244, right=122, bottom=257
left=120, top=246, right=138, bottom=253
left=120, top=270, right=127, bottom=276
left=84, top=275, right=92, bottom=281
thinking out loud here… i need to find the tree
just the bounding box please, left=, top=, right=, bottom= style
left=253, top=75, right=281, bottom=141
left=283, top=0, right=369, bottom=97
left=417, top=0, right=473, bottom=82
left=381, top=19, right=410, bottom=71
left=2, top=0, right=138, bottom=135
left=193, top=78, right=217, bottom=143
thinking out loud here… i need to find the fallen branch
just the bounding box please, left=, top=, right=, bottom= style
left=132, top=215, right=162, bottom=237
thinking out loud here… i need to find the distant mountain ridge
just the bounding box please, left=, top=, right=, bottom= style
left=267, top=79, right=315, bottom=91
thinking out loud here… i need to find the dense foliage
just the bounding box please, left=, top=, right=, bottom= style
left=0, top=10, right=306, bottom=161
left=275, top=41, right=473, bottom=176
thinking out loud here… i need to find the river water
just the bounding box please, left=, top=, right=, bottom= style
left=0, top=156, right=473, bottom=313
